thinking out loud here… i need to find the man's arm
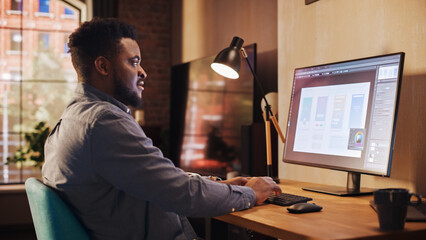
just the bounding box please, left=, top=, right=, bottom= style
left=90, top=111, right=263, bottom=217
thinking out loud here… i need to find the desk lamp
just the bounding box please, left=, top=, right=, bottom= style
left=211, top=36, right=285, bottom=179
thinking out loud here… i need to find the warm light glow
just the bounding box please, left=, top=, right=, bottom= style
left=211, top=63, right=239, bottom=79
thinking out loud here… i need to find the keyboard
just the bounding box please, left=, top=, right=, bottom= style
left=266, top=193, right=313, bottom=206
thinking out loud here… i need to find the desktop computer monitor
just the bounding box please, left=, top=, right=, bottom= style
left=283, top=53, right=405, bottom=196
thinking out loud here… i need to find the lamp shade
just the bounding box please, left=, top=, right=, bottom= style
left=211, top=37, right=244, bottom=79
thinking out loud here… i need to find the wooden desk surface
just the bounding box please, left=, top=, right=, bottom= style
left=215, top=180, right=426, bottom=240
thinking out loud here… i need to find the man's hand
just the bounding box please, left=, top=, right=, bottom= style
left=220, top=176, right=251, bottom=186
left=245, top=177, right=282, bottom=205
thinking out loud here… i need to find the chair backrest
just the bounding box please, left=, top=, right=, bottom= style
left=25, top=177, right=91, bottom=240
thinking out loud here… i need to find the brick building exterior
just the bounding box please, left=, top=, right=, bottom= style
left=0, top=0, right=79, bottom=82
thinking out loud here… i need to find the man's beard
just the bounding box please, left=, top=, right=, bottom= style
left=113, top=73, right=141, bottom=108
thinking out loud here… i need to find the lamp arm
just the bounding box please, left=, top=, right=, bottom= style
left=270, top=114, right=286, bottom=143
left=241, top=48, right=270, bottom=109
left=241, top=48, right=285, bottom=143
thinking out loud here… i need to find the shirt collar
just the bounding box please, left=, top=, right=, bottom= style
left=75, top=83, right=131, bottom=114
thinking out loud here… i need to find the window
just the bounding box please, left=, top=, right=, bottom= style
left=64, top=33, right=70, bottom=53
left=0, top=0, right=83, bottom=184
left=39, top=0, right=50, bottom=13
left=38, top=32, right=50, bottom=52
left=64, top=7, right=74, bottom=15
left=10, top=31, right=22, bottom=52
left=11, top=0, right=23, bottom=11
left=62, top=7, right=77, bottom=20
left=10, top=70, right=21, bottom=81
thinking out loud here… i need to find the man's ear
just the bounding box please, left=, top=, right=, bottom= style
left=94, top=56, right=110, bottom=76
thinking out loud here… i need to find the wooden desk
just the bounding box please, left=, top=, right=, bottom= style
left=214, top=180, right=426, bottom=240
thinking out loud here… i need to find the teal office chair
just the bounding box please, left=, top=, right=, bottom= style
left=25, top=177, right=91, bottom=240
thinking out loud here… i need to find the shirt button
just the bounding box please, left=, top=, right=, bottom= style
left=231, top=208, right=235, bottom=212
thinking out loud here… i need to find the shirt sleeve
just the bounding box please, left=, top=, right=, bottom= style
left=90, top=109, right=255, bottom=217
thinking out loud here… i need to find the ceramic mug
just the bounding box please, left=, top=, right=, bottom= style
left=374, top=188, right=422, bottom=230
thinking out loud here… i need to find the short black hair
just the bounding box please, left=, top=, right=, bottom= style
left=68, top=18, right=137, bottom=80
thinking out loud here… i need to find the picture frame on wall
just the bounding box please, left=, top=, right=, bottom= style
left=306, top=0, right=319, bottom=5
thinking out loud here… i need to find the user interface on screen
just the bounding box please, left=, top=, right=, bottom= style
left=283, top=53, right=404, bottom=176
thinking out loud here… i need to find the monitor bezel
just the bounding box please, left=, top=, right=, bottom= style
left=282, top=52, right=405, bottom=177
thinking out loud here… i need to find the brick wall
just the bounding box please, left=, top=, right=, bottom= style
left=118, top=0, right=171, bottom=128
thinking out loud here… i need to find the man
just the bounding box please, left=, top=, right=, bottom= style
left=42, top=18, right=281, bottom=240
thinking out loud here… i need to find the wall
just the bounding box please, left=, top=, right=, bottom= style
left=278, top=0, right=426, bottom=195
left=172, top=0, right=277, bottom=65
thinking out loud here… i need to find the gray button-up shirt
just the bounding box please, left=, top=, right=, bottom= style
left=42, top=83, right=255, bottom=240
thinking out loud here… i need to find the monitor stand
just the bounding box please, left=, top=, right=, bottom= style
left=302, top=172, right=374, bottom=196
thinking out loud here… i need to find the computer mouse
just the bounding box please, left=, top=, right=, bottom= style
left=287, top=203, right=323, bottom=214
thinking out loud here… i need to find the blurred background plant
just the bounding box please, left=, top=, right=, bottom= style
left=6, top=121, right=50, bottom=181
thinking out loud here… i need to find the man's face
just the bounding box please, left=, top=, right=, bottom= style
left=111, top=38, right=147, bottom=108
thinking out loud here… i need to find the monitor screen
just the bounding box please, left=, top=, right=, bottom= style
left=283, top=53, right=405, bottom=177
